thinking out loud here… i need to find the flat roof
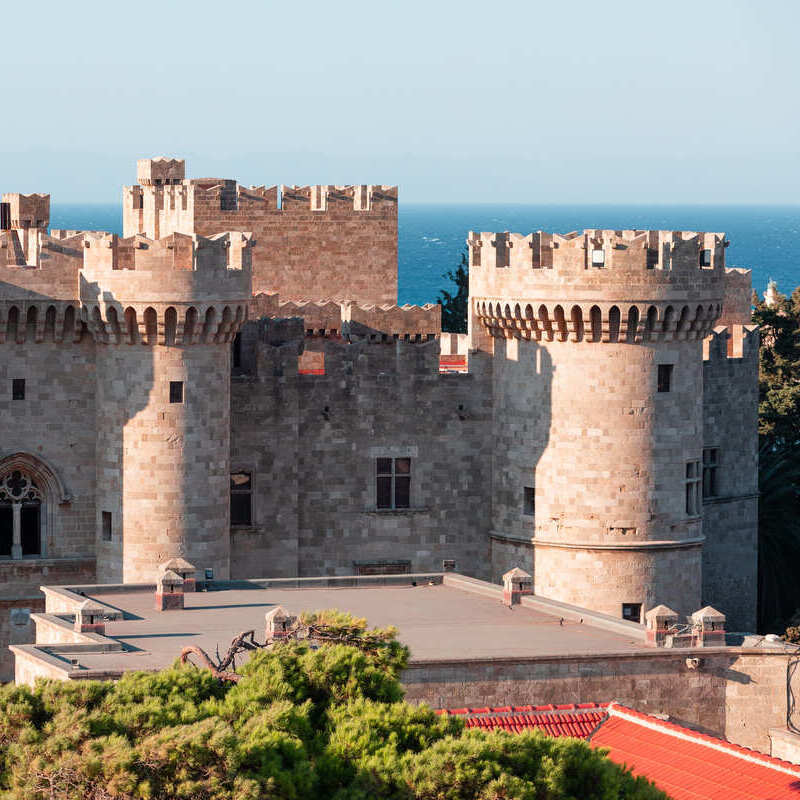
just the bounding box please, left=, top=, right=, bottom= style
left=37, top=577, right=647, bottom=674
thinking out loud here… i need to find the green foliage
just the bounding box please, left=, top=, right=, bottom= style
left=0, top=611, right=669, bottom=799
left=751, top=292, right=800, bottom=632
left=752, top=291, right=800, bottom=448
left=438, top=249, right=469, bottom=334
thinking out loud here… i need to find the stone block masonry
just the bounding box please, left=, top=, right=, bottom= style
left=123, top=159, right=397, bottom=306
left=0, top=158, right=759, bottom=683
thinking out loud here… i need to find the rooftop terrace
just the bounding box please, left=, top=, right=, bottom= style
left=15, top=573, right=650, bottom=681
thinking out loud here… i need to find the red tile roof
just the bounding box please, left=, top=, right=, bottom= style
left=435, top=702, right=800, bottom=800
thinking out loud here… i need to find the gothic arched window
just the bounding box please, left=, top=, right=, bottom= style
left=0, top=470, right=43, bottom=558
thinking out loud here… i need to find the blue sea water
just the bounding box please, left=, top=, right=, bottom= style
left=50, top=204, right=800, bottom=306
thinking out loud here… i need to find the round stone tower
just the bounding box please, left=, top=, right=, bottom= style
left=80, top=230, right=252, bottom=583
left=469, top=229, right=728, bottom=620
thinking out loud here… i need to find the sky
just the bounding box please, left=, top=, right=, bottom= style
left=1, top=0, right=798, bottom=204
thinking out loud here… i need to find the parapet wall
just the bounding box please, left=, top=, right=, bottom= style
left=273, top=299, right=441, bottom=339
left=1, top=193, right=50, bottom=229
left=469, top=230, right=729, bottom=307
left=703, top=324, right=760, bottom=362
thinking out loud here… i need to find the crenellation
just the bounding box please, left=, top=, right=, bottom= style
left=470, top=229, right=727, bottom=278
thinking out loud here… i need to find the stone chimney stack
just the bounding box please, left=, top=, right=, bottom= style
left=691, top=606, right=726, bottom=647
left=502, top=567, right=533, bottom=607
left=160, top=558, right=197, bottom=592
left=265, top=606, right=296, bottom=641
left=74, top=600, right=106, bottom=635
left=644, top=604, right=679, bottom=647
left=155, top=570, right=185, bottom=611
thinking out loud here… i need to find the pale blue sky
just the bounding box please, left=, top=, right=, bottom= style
left=2, top=0, right=798, bottom=203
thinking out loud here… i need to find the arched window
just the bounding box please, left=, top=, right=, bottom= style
left=0, top=471, right=43, bottom=558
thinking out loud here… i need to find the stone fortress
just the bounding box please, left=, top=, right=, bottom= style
left=0, top=156, right=758, bottom=680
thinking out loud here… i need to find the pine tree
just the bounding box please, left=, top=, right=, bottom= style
left=439, top=249, right=469, bottom=334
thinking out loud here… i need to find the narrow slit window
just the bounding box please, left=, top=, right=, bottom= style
left=657, top=364, right=673, bottom=393
left=11, top=379, right=25, bottom=401
left=169, top=381, right=183, bottom=404
left=101, top=511, right=112, bottom=542
left=230, top=472, right=252, bottom=526
left=703, top=448, right=719, bottom=498
left=376, top=458, right=411, bottom=510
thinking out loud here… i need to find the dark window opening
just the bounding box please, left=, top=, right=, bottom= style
left=703, top=448, right=719, bottom=499
left=622, top=603, right=642, bottom=623
left=20, top=503, right=40, bottom=556
left=700, top=249, right=712, bottom=267
left=169, top=381, right=183, bottom=404
left=685, top=460, right=701, bottom=516
left=231, top=472, right=252, bottom=526
left=657, top=364, right=673, bottom=393
left=12, top=379, right=25, bottom=401
left=442, top=559, right=456, bottom=571
left=523, top=486, right=535, bottom=517
left=646, top=248, right=659, bottom=269
left=376, top=457, right=411, bottom=509
left=232, top=333, right=242, bottom=370
left=0, top=203, right=10, bottom=231
left=102, top=511, right=112, bottom=542
left=0, top=505, right=11, bottom=557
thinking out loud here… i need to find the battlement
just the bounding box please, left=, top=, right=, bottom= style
left=469, top=229, right=726, bottom=274
left=1, top=193, right=50, bottom=229
left=137, top=157, right=185, bottom=185
left=81, top=231, right=253, bottom=274
left=703, top=324, right=760, bottom=362
left=274, top=299, right=440, bottom=339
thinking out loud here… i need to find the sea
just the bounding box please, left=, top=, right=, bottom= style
left=50, top=204, right=800, bottom=306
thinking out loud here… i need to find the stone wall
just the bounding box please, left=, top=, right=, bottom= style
left=403, top=650, right=791, bottom=753
left=701, top=325, right=759, bottom=631
left=123, top=171, right=398, bottom=306
left=230, top=332, right=493, bottom=578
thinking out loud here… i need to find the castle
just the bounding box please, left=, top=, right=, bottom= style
left=0, top=157, right=758, bottom=680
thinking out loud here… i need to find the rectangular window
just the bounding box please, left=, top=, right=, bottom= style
left=703, top=448, right=719, bottom=499
left=0, top=203, right=10, bottom=231
left=169, top=381, right=183, bottom=404
left=376, top=458, right=411, bottom=510
left=591, top=249, right=605, bottom=267
left=646, top=248, right=659, bottom=269
left=657, top=364, right=673, bottom=393
left=523, top=486, right=535, bottom=517
left=230, top=472, right=252, bottom=526
left=101, top=511, right=112, bottom=542
left=442, top=559, right=456, bottom=571
left=685, top=460, right=701, bottom=516
left=11, top=379, right=25, bottom=401
left=232, top=333, right=242, bottom=370
left=700, top=249, right=712, bottom=267
left=622, top=603, right=642, bottom=623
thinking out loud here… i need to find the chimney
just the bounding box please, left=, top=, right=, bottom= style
left=502, top=567, right=533, bottom=607
left=644, top=604, right=679, bottom=647
left=159, top=558, right=197, bottom=592
left=265, top=606, right=296, bottom=641
left=74, top=600, right=106, bottom=635
left=155, top=569, right=185, bottom=611
left=691, top=606, right=726, bottom=647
